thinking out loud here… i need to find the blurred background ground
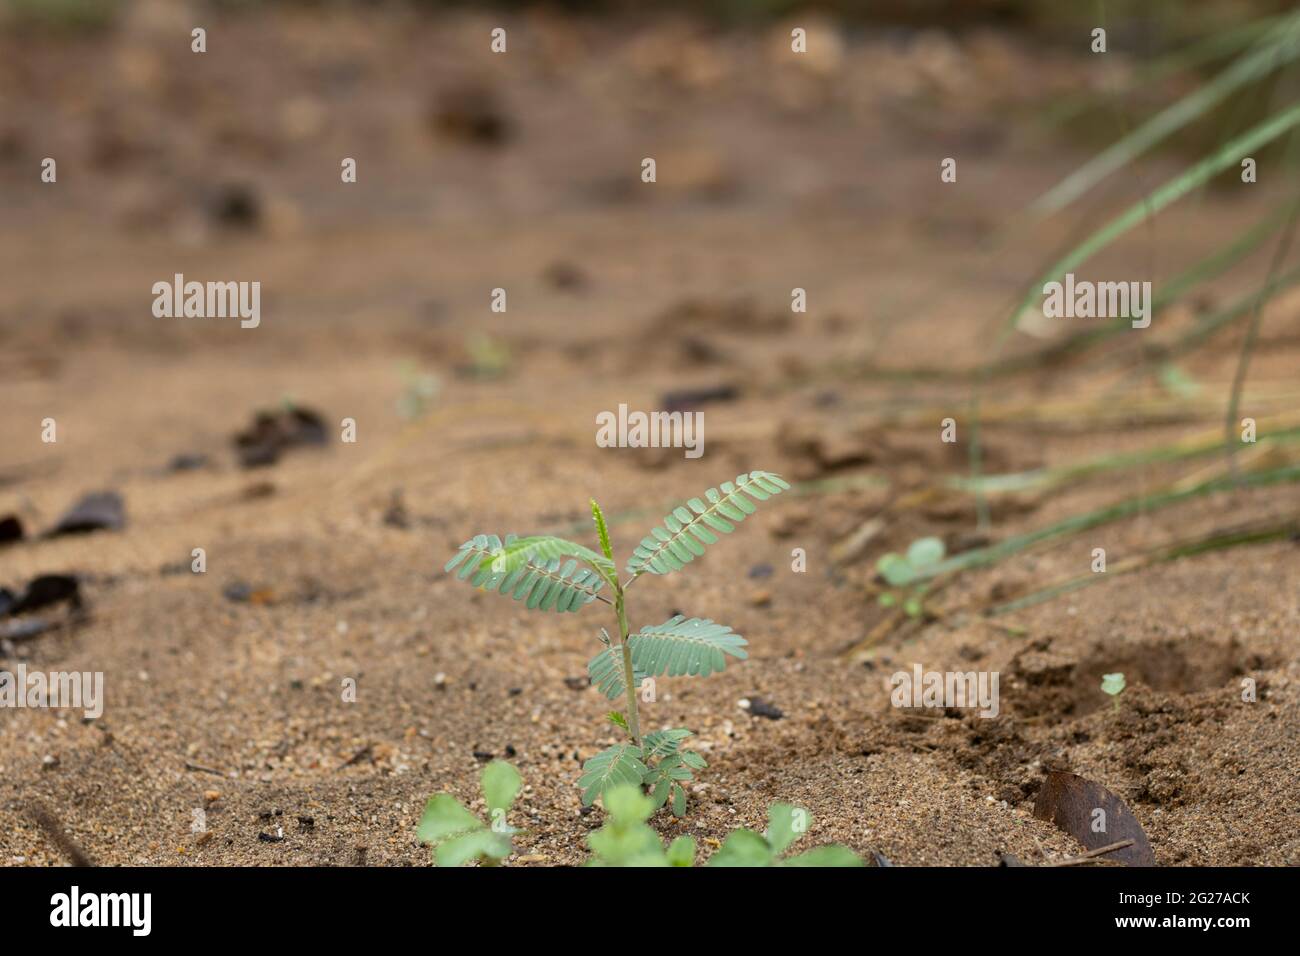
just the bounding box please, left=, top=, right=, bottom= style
left=0, top=0, right=1297, bottom=866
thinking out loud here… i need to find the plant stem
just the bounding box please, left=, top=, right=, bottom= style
left=613, top=585, right=641, bottom=747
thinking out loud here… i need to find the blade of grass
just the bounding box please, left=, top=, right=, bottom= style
left=1033, top=14, right=1300, bottom=214
left=1012, top=101, right=1300, bottom=330
left=916, top=462, right=1300, bottom=582
left=983, top=516, right=1300, bottom=616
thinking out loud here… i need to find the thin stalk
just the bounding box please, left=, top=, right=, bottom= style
left=916, top=462, right=1300, bottom=582
left=1225, top=140, right=1300, bottom=483
left=591, top=498, right=640, bottom=748
left=614, top=587, right=640, bottom=748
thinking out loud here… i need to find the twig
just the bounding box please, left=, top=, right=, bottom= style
left=1048, top=839, right=1135, bottom=867
left=184, top=761, right=228, bottom=777
left=29, top=802, right=96, bottom=867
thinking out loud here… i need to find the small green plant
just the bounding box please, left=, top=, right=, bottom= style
left=586, top=784, right=862, bottom=867
left=416, top=760, right=522, bottom=866
left=1101, top=672, right=1127, bottom=711
left=444, top=471, right=790, bottom=814
left=876, top=536, right=945, bottom=618
left=462, top=332, right=511, bottom=379
left=396, top=361, right=440, bottom=420
left=586, top=785, right=697, bottom=867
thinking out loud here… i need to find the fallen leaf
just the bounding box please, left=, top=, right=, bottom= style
left=49, top=492, right=125, bottom=536
left=1033, top=769, right=1155, bottom=866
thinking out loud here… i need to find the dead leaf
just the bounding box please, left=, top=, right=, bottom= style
left=1033, top=769, right=1155, bottom=866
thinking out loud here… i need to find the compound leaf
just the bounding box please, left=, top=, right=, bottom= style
left=445, top=533, right=606, bottom=613
left=578, top=743, right=648, bottom=806
left=629, top=615, right=748, bottom=678
left=588, top=647, right=648, bottom=700
left=627, top=471, right=790, bottom=576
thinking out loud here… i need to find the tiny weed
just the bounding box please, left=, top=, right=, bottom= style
left=1101, top=672, right=1127, bottom=712
left=876, top=536, right=945, bottom=617
left=415, top=760, right=522, bottom=866
left=444, top=471, right=789, bottom=814
left=587, top=783, right=862, bottom=867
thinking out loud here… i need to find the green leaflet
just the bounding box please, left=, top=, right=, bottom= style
left=445, top=533, right=606, bottom=613
left=578, top=743, right=648, bottom=806
left=590, top=498, right=615, bottom=563
left=486, top=534, right=616, bottom=585
left=628, top=615, right=748, bottom=678
left=626, top=471, right=791, bottom=576
left=641, top=728, right=694, bottom=760
left=587, top=646, right=649, bottom=700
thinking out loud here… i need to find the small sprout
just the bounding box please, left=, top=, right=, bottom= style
left=462, top=332, right=511, bottom=379
left=877, top=537, right=944, bottom=619
left=1101, top=672, right=1126, bottom=712
left=443, top=471, right=790, bottom=815
left=396, top=362, right=440, bottom=420
left=877, top=536, right=945, bottom=586
left=416, top=760, right=521, bottom=866
left=585, top=784, right=862, bottom=867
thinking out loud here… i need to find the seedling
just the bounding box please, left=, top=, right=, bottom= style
left=444, top=471, right=790, bottom=814
left=1101, top=672, right=1126, bottom=711
left=587, top=784, right=862, bottom=867
left=876, top=536, right=945, bottom=618
left=416, top=760, right=521, bottom=866
left=396, top=361, right=440, bottom=420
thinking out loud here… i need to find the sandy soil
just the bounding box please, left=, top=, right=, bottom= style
left=1, top=5, right=1297, bottom=866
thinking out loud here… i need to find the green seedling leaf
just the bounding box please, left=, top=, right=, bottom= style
left=416, top=794, right=481, bottom=845
left=782, top=845, right=866, bottom=867
left=480, top=759, right=521, bottom=820
left=906, top=536, right=946, bottom=568
left=707, top=829, right=775, bottom=867
left=436, top=829, right=512, bottom=868
left=606, top=711, right=629, bottom=732
left=877, top=553, right=916, bottom=586
left=1101, top=673, right=1127, bottom=697
left=671, top=783, right=687, bottom=817
left=764, top=803, right=805, bottom=854
left=666, top=835, right=696, bottom=867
